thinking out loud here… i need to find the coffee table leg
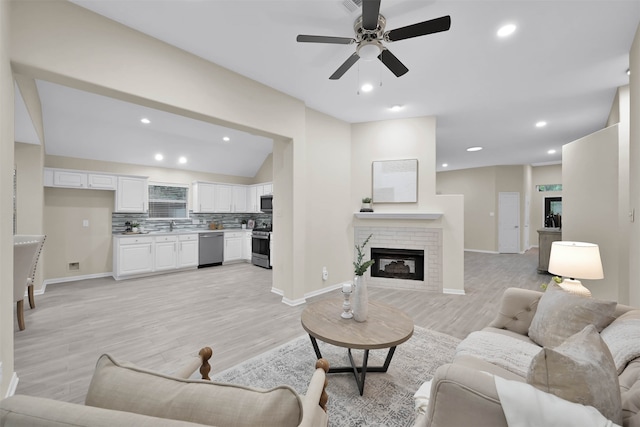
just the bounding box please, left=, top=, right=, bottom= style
left=308, top=335, right=323, bottom=359
left=348, top=348, right=370, bottom=395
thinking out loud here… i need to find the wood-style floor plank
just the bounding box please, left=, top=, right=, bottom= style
left=13, top=250, right=548, bottom=403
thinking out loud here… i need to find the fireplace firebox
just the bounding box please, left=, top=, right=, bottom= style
left=370, top=248, right=425, bottom=281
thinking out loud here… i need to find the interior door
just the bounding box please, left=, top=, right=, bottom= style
left=498, top=192, right=520, bottom=253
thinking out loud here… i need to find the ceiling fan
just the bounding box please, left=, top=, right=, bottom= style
left=296, top=0, right=451, bottom=80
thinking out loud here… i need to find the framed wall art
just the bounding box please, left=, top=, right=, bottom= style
left=372, top=159, right=418, bottom=203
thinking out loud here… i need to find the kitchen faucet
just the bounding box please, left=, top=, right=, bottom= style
left=170, top=220, right=176, bottom=231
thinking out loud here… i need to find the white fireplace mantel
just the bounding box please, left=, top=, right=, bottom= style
left=354, top=212, right=443, bottom=220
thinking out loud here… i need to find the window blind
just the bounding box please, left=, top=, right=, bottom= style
left=148, top=184, right=188, bottom=219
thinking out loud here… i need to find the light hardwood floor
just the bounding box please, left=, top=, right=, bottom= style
left=13, top=249, right=548, bottom=403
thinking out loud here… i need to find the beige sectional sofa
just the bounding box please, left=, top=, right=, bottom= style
left=417, top=285, right=640, bottom=427
left=0, top=352, right=330, bottom=427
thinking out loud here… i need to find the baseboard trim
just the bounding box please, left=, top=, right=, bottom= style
left=41, top=273, right=114, bottom=293
left=464, top=249, right=500, bottom=254
left=274, top=282, right=346, bottom=306
left=443, top=288, right=466, bottom=295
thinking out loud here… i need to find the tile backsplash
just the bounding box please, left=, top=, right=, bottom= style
left=112, top=212, right=273, bottom=234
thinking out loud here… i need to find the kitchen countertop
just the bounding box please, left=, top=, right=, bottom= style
left=113, top=229, right=252, bottom=236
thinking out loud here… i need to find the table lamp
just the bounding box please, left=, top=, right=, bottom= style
left=547, top=241, right=604, bottom=297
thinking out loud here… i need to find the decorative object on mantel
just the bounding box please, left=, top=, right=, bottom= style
left=341, top=283, right=353, bottom=319
left=360, top=197, right=373, bottom=212
left=352, top=233, right=375, bottom=322
left=372, top=159, right=418, bottom=203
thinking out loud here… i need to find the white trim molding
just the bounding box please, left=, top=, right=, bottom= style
left=443, top=288, right=466, bottom=295
left=41, top=272, right=113, bottom=293
left=6, top=371, right=18, bottom=398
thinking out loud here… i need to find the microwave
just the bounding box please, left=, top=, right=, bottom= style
left=260, top=194, right=273, bottom=213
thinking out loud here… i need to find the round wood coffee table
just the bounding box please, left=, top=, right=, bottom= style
left=301, top=298, right=414, bottom=395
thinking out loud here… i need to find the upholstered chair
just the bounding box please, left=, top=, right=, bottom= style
left=13, top=240, right=40, bottom=330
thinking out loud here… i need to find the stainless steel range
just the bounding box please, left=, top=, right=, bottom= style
left=251, top=226, right=272, bottom=269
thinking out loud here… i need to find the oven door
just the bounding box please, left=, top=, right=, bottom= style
left=252, top=234, right=270, bottom=256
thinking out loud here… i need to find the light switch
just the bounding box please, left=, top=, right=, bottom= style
left=82, top=219, right=89, bottom=227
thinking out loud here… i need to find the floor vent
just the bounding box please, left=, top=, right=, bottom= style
left=342, top=0, right=362, bottom=14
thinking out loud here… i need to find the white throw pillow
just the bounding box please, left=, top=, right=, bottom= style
left=601, top=310, right=640, bottom=374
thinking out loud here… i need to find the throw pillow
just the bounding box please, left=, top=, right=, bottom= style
left=527, top=324, right=622, bottom=424
left=528, top=282, right=616, bottom=348
left=86, top=354, right=303, bottom=427
left=601, top=309, right=640, bottom=374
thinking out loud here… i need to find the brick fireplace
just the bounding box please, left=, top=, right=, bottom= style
left=355, top=226, right=442, bottom=291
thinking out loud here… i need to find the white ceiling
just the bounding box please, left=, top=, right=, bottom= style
left=14, top=0, right=640, bottom=175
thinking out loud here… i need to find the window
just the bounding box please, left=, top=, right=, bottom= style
left=148, top=184, right=188, bottom=219
left=536, top=184, right=562, bottom=192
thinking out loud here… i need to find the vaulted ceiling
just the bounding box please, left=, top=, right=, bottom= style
left=14, top=1, right=640, bottom=176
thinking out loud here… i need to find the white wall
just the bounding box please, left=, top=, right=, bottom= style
left=351, top=117, right=464, bottom=293
left=562, top=125, right=621, bottom=301
left=1, top=0, right=15, bottom=398
left=630, top=24, right=640, bottom=307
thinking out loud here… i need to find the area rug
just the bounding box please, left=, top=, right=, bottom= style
left=212, top=326, right=461, bottom=427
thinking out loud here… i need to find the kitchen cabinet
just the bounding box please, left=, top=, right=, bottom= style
left=53, top=169, right=87, bottom=188
left=116, top=176, right=148, bottom=213
left=214, top=184, right=233, bottom=213
left=154, top=235, right=178, bottom=271
left=114, top=236, right=154, bottom=277
left=114, top=232, right=200, bottom=280
left=178, top=234, right=199, bottom=268
left=243, top=232, right=252, bottom=261
left=44, top=168, right=117, bottom=190
left=224, top=231, right=244, bottom=263
left=233, top=185, right=248, bottom=212
left=88, top=173, right=117, bottom=190
left=247, top=182, right=273, bottom=212
left=192, top=182, right=216, bottom=213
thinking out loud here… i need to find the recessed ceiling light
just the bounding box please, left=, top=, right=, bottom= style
left=154, top=153, right=163, bottom=161
left=497, top=24, right=516, bottom=38
left=536, top=121, right=547, bottom=128
left=178, top=156, right=187, bottom=164
left=466, top=146, right=483, bottom=152
left=361, top=83, right=374, bottom=93
left=223, top=136, right=230, bottom=142
left=442, top=163, right=449, bottom=168
left=389, top=105, right=403, bottom=112
left=140, top=118, right=151, bottom=124
left=548, top=149, right=556, bottom=154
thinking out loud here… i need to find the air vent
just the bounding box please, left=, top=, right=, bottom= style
left=342, top=0, right=362, bottom=13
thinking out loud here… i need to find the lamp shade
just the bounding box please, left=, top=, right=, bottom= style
left=548, top=241, right=604, bottom=280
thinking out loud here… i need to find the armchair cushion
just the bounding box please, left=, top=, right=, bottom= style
left=527, top=325, right=622, bottom=424
left=528, top=283, right=616, bottom=348
left=86, top=354, right=303, bottom=427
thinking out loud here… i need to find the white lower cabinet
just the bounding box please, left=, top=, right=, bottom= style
left=224, top=231, right=244, bottom=263
left=115, top=236, right=154, bottom=277
left=154, top=235, right=178, bottom=271
left=243, top=232, right=252, bottom=261
left=114, top=233, right=199, bottom=280
left=178, top=234, right=199, bottom=268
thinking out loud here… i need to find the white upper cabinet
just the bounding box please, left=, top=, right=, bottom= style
left=116, top=176, right=148, bottom=213
left=88, top=173, right=117, bottom=190
left=53, top=170, right=87, bottom=188
left=232, top=185, right=248, bottom=212
left=192, top=182, right=216, bottom=213
left=214, top=184, right=233, bottom=213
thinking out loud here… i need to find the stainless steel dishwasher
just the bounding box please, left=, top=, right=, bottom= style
left=198, top=232, right=224, bottom=268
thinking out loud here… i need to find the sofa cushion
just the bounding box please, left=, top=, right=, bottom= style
left=528, top=283, right=616, bottom=348
left=619, top=357, right=640, bottom=427
left=601, top=309, right=640, bottom=374
left=527, top=324, right=622, bottom=424
left=86, top=354, right=303, bottom=427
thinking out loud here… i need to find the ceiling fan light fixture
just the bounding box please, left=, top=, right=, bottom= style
left=357, top=41, right=382, bottom=61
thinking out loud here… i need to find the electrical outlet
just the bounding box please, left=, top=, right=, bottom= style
left=322, top=267, right=328, bottom=281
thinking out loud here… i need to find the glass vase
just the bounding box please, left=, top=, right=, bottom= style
left=352, top=275, right=369, bottom=322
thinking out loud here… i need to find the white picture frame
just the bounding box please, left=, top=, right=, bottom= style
left=372, top=159, right=418, bottom=203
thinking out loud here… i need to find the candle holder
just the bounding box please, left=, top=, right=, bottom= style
left=341, top=289, right=353, bottom=319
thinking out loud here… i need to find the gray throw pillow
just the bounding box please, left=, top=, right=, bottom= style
left=528, top=282, right=616, bottom=348
left=527, top=324, right=622, bottom=424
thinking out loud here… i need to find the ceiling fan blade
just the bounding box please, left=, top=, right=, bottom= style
left=378, top=49, right=409, bottom=77
left=362, top=0, right=381, bottom=30
left=329, top=52, right=360, bottom=80
left=296, top=35, right=355, bottom=45
left=385, top=15, right=451, bottom=42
